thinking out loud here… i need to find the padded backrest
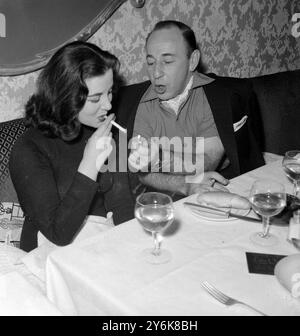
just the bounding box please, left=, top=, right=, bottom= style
left=249, top=70, right=300, bottom=155
left=0, top=118, right=26, bottom=202
left=0, top=70, right=299, bottom=203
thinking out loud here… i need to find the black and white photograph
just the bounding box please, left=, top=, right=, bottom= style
left=0, top=0, right=300, bottom=320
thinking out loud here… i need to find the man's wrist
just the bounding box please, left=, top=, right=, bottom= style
left=176, top=176, right=189, bottom=196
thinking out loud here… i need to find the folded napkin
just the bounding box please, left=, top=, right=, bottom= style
left=18, top=213, right=114, bottom=283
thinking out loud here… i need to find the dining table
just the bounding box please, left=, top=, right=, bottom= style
left=0, top=243, right=63, bottom=316
left=45, top=159, right=300, bottom=316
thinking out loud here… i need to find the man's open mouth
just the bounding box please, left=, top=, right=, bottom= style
left=155, top=85, right=166, bottom=94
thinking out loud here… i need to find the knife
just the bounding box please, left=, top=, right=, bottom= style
left=183, top=202, right=261, bottom=222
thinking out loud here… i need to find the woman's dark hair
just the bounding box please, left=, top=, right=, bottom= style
left=25, top=41, right=120, bottom=141
left=146, top=20, right=198, bottom=58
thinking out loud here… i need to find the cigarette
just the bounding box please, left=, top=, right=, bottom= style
left=111, top=120, right=127, bottom=134
left=104, top=115, right=127, bottom=133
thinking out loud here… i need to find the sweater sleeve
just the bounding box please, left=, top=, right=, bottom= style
left=9, top=135, right=99, bottom=246
left=103, top=171, right=135, bottom=225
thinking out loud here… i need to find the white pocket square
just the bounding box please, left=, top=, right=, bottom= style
left=233, top=115, right=248, bottom=132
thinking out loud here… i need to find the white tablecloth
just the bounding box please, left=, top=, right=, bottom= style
left=46, top=160, right=300, bottom=316
left=0, top=244, right=62, bottom=316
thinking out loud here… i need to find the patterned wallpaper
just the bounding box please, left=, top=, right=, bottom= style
left=0, top=0, right=299, bottom=121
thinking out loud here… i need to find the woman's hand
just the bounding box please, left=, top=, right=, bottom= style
left=78, top=114, right=114, bottom=180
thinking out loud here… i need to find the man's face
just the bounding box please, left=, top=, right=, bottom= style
left=146, top=26, right=193, bottom=100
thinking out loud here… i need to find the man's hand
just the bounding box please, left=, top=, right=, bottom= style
left=185, top=171, right=229, bottom=196
left=128, top=135, right=159, bottom=171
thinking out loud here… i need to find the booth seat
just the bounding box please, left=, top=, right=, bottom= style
left=0, top=69, right=299, bottom=245
left=250, top=69, right=300, bottom=155
left=0, top=118, right=26, bottom=246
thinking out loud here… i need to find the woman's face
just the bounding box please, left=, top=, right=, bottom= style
left=78, top=69, right=113, bottom=128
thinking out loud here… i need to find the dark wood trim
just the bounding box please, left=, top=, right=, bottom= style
left=0, top=0, right=126, bottom=76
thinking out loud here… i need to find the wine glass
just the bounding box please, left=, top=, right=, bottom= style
left=282, top=150, right=300, bottom=198
left=135, top=192, right=174, bottom=264
left=249, top=179, right=286, bottom=246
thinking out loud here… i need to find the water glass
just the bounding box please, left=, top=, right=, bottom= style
left=249, top=179, right=286, bottom=246
left=135, top=192, right=174, bottom=264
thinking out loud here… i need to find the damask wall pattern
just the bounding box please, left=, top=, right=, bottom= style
left=0, top=0, right=299, bottom=121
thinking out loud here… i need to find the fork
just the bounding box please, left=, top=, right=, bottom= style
left=201, top=281, right=267, bottom=316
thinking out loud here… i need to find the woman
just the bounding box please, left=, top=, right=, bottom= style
left=9, top=41, right=135, bottom=252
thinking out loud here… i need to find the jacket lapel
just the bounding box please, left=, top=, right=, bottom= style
left=117, top=81, right=151, bottom=139
left=203, top=81, right=240, bottom=175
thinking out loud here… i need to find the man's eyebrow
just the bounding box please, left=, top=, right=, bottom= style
left=146, top=53, right=176, bottom=58
left=161, top=53, right=176, bottom=57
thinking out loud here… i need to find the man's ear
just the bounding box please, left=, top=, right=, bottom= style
left=189, top=49, right=200, bottom=71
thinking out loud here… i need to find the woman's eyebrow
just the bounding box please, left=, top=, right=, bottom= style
left=88, top=86, right=113, bottom=97
left=87, top=92, right=102, bottom=97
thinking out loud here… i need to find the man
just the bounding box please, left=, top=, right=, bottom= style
left=113, top=20, right=264, bottom=197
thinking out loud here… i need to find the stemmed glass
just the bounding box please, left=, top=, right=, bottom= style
left=249, top=179, right=286, bottom=246
left=135, top=192, right=174, bottom=264
left=282, top=150, right=300, bottom=198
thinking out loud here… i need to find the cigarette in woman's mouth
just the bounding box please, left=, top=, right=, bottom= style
left=103, top=115, right=127, bottom=133
left=111, top=120, right=127, bottom=134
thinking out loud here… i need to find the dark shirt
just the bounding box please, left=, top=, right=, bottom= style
left=9, top=125, right=135, bottom=251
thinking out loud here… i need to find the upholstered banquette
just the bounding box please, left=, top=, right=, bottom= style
left=250, top=70, right=300, bottom=155
left=0, top=118, right=26, bottom=203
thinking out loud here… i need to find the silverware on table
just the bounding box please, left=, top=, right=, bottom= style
left=184, top=202, right=261, bottom=222
left=201, top=281, right=267, bottom=316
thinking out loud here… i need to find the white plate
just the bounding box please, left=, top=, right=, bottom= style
left=185, top=195, right=250, bottom=221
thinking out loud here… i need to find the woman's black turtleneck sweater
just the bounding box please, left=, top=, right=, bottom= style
left=9, top=125, right=135, bottom=252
